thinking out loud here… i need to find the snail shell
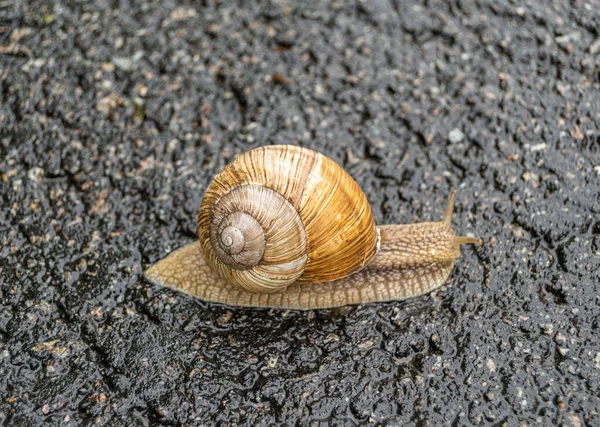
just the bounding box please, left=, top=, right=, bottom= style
left=145, top=145, right=482, bottom=310
left=197, top=145, right=378, bottom=293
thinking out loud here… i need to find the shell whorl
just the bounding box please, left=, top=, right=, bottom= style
left=201, top=183, right=308, bottom=293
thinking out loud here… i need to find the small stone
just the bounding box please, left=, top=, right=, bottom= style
left=555, top=32, right=581, bottom=48
left=27, top=167, right=45, bottom=184
left=136, top=83, right=148, bottom=97
left=113, top=57, right=135, bottom=71
left=345, top=148, right=360, bottom=165
left=324, top=333, right=340, bottom=343
left=570, top=125, right=584, bottom=140
left=272, top=74, right=292, bottom=85
left=169, top=7, right=197, bottom=21
left=206, top=24, right=220, bottom=35
left=448, top=128, right=465, bottom=143
left=567, top=413, right=582, bottom=427
left=216, top=311, right=232, bottom=327
left=96, top=95, right=118, bottom=115
left=266, top=356, right=278, bottom=368
left=539, top=323, right=554, bottom=335
left=101, top=62, right=115, bottom=72
left=590, top=38, right=600, bottom=54
left=112, top=51, right=144, bottom=71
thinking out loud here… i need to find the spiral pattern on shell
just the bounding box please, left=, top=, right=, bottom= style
left=204, top=183, right=308, bottom=292
left=197, top=145, right=379, bottom=293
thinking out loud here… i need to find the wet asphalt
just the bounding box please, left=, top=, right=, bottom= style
left=1, top=0, right=599, bottom=425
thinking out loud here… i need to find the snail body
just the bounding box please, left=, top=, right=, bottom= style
left=145, top=145, right=482, bottom=310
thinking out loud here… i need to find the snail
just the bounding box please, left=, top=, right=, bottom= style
left=145, top=145, right=482, bottom=310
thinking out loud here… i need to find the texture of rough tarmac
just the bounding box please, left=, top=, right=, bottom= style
left=1, top=0, right=599, bottom=425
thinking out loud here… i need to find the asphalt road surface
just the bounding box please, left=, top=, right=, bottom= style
left=1, top=0, right=599, bottom=424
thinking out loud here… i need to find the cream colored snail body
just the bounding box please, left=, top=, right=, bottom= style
left=145, top=145, right=482, bottom=310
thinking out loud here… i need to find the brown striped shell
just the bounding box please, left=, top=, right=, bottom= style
left=197, top=145, right=379, bottom=293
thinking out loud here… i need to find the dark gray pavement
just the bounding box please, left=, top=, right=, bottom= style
left=1, top=0, right=599, bottom=424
